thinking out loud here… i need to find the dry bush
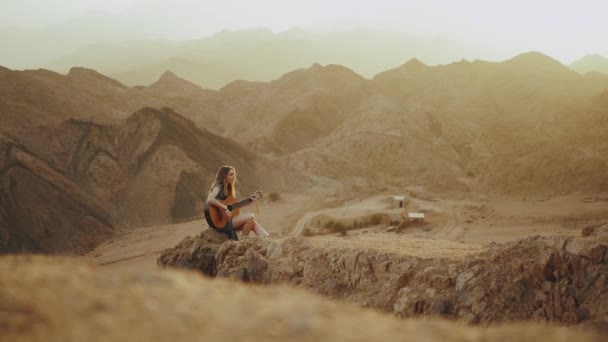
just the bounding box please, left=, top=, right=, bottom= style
left=268, top=192, right=281, bottom=202
left=370, top=213, right=386, bottom=225
left=330, top=222, right=348, bottom=236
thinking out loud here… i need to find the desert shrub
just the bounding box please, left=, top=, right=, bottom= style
left=330, top=222, right=347, bottom=236
left=354, top=218, right=371, bottom=228
left=268, top=192, right=281, bottom=202
left=329, top=221, right=343, bottom=231
left=324, top=220, right=336, bottom=229
left=370, top=214, right=385, bottom=225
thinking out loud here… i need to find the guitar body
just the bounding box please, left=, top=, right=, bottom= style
left=204, top=191, right=261, bottom=229
left=205, top=197, right=239, bottom=229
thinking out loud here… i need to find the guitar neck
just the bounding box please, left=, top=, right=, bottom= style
left=229, top=198, right=253, bottom=211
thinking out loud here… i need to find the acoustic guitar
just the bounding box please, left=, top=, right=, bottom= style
left=204, top=190, right=263, bottom=229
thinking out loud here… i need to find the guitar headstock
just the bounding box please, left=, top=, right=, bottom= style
left=251, top=190, right=263, bottom=199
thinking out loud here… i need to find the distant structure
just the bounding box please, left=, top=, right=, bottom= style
left=392, top=195, right=406, bottom=208
left=407, top=212, right=425, bottom=223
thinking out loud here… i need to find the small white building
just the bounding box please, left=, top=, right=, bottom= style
left=392, top=195, right=406, bottom=208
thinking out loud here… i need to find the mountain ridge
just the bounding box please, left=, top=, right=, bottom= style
left=570, top=53, right=608, bottom=75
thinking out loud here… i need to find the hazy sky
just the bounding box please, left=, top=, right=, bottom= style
left=1, top=0, right=606, bottom=62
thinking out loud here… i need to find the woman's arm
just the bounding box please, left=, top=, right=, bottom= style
left=241, top=196, right=257, bottom=207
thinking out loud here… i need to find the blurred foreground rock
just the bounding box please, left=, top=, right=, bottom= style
left=156, top=228, right=229, bottom=275
left=1, top=255, right=604, bottom=342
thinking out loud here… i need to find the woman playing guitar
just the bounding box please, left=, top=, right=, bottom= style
left=206, top=165, right=269, bottom=240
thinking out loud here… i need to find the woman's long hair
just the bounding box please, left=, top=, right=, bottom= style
left=209, top=165, right=236, bottom=198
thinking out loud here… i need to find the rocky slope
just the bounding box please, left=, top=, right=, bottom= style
left=2, top=255, right=604, bottom=341
left=159, top=225, right=608, bottom=326
left=0, top=135, right=114, bottom=254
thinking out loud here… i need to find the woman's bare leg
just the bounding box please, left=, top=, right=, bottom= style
left=252, top=221, right=269, bottom=237
left=242, top=220, right=254, bottom=237
left=232, top=213, right=268, bottom=237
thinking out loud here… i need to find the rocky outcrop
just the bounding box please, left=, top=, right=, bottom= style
left=392, top=233, right=608, bottom=324
left=159, top=227, right=608, bottom=326
left=2, top=255, right=603, bottom=342
left=583, top=224, right=608, bottom=237
left=156, top=228, right=229, bottom=276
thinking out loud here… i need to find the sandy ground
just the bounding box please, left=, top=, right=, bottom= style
left=86, top=192, right=327, bottom=270
left=294, top=191, right=608, bottom=243
left=87, top=190, right=608, bottom=270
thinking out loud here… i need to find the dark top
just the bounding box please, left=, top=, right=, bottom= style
left=213, top=183, right=228, bottom=200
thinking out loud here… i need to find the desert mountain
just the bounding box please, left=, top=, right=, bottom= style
left=173, top=52, right=608, bottom=195
left=139, top=70, right=209, bottom=99
left=0, top=66, right=159, bottom=133
left=0, top=65, right=230, bottom=136
left=4, top=51, right=608, bottom=199
left=0, top=11, right=154, bottom=70
left=570, top=54, right=608, bottom=75
left=47, top=28, right=506, bottom=89
left=0, top=65, right=215, bottom=137
left=209, top=63, right=369, bottom=154
left=183, top=52, right=604, bottom=149
left=110, top=56, right=232, bottom=88
left=18, top=50, right=608, bottom=196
